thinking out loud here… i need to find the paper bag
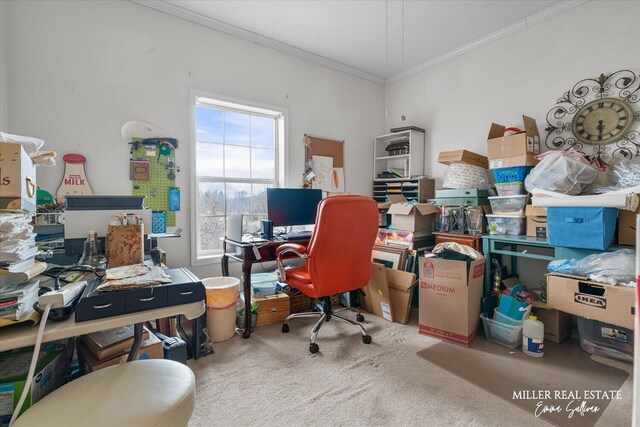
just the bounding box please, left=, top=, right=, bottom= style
left=106, top=224, right=144, bottom=267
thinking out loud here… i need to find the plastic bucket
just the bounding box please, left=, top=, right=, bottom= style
left=203, top=277, right=240, bottom=342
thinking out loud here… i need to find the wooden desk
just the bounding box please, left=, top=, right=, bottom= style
left=433, top=232, right=482, bottom=252
left=221, top=237, right=310, bottom=338
left=0, top=300, right=205, bottom=355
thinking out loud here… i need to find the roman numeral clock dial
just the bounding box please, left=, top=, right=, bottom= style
left=571, top=98, right=634, bottom=145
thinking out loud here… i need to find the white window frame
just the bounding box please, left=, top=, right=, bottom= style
left=190, top=90, right=287, bottom=265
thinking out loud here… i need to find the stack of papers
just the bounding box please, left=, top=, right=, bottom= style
left=97, top=264, right=172, bottom=292
left=0, top=210, right=38, bottom=268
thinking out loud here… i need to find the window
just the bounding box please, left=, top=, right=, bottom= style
left=192, top=94, right=285, bottom=262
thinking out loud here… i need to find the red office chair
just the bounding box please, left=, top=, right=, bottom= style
left=275, top=195, right=378, bottom=353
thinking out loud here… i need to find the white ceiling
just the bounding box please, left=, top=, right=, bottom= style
left=136, top=0, right=586, bottom=84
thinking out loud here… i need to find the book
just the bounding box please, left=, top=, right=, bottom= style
left=0, top=260, right=47, bottom=286
left=0, top=279, right=39, bottom=320
left=1, top=258, right=34, bottom=272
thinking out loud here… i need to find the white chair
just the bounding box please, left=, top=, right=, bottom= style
left=14, top=359, right=195, bottom=427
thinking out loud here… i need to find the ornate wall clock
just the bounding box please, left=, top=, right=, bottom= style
left=545, top=69, right=640, bottom=164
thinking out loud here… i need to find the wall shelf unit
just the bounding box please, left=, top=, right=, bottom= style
left=373, top=129, right=425, bottom=180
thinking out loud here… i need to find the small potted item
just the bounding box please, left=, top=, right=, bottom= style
left=236, top=302, right=259, bottom=332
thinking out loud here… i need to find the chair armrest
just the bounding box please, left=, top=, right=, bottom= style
left=275, top=244, right=308, bottom=282
left=275, top=243, right=307, bottom=257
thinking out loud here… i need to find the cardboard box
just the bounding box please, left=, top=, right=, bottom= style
left=487, top=115, right=540, bottom=161
left=77, top=331, right=163, bottom=374
left=617, top=208, right=637, bottom=246
left=361, top=263, right=416, bottom=324
left=546, top=273, right=635, bottom=330
left=0, top=341, right=70, bottom=425
left=361, top=263, right=394, bottom=322
left=488, top=154, right=538, bottom=170
left=0, top=142, right=37, bottom=212
left=383, top=194, right=441, bottom=232
left=438, top=150, right=488, bottom=169
left=525, top=205, right=548, bottom=239
left=418, top=256, right=485, bottom=346
left=254, top=293, right=290, bottom=327
left=387, top=268, right=417, bottom=325
left=80, top=326, right=150, bottom=361
left=532, top=302, right=572, bottom=344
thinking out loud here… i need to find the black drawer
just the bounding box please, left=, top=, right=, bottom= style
left=167, top=282, right=205, bottom=306
left=75, top=293, right=126, bottom=322
left=126, top=287, right=168, bottom=312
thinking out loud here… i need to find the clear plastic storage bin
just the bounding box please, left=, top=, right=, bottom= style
left=250, top=273, right=279, bottom=298
left=577, top=317, right=633, bottom=363
left=481, top=314, right=523, bottom=348
left=495, top=182, right=526, bottom=197
left=488, top=195, right=529, bottom=215
left=486, top=214, right=526, bottom=235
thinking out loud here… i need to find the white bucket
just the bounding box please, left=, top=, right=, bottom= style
left=203, top=277, right=240, bottom=343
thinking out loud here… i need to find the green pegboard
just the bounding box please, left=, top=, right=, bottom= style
left=130, top=145, right=176, bottom=227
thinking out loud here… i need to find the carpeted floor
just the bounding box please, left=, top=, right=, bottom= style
left=188, top=310, right=632, bottom=426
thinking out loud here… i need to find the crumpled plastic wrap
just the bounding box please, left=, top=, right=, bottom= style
left=525, top=150, right=599, bottom=195
left=547, top=249, right=636, bottom=285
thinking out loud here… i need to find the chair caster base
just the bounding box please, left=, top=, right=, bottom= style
left=282, top=324, right=289, bottom=333
left=362, top=335, right=372, bottom=344
left=309, top=343, right=320, bottom=354
left=356, top=314, right=365, bottom=322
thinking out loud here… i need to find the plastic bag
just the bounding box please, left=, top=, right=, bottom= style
left=598, top=161, right=640, bottom=192
left=442, top=164, right=489, bottom=190
left=524, top=151, right=599, bottom=195
left=548, top=249, right=636, bottom=284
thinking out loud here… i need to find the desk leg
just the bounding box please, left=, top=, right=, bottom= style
left=511, top=243, right=518, bottom=279
left=193, top=315, right=202, bottom=359
left=221, top=241, right=230, bottom=277
left=483, top=238, right=491, bottom=297
left=127, top=323, right=144, bottom=362
left=242, top=253, right=252, bottom=339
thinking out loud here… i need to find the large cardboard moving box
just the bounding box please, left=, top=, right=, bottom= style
left=487, top=116, right=540, bottom=169
left=383, top=194, right=440, bottom=232
left=418, top=256, right=485, bottom=346
left=546, top=273, right=635, bottom=329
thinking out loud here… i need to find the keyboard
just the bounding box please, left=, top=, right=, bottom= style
left=279, top=231, right=313, bottom=241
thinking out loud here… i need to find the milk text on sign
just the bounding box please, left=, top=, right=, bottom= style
left=64, top=174, right=86, bottom=186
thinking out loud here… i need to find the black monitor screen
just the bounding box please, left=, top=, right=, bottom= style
left=267, top=188, right=323, bottom=227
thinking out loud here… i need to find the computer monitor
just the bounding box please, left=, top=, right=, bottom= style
left=267, top=188, right=323, bottom=227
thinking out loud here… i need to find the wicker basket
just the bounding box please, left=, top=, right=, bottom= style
left=289, top=293, right=315, bottom=314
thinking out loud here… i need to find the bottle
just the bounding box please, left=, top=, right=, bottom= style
left=523, top=315, right=544, bottom=358
left=78, top=230, right=106, bottom=268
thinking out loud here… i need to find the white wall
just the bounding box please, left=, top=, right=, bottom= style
left=0, top=1, right=7, bottom=130
left=2, top=0, right=385, bottom=277
left=386, top=0, right=640, bottom=183
left=385, top=0, right=640, bottom=288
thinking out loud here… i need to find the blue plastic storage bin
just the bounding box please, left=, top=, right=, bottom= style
left=547, top=207, right=618, bottom=250
left=492, top=166, right=533, bottom=183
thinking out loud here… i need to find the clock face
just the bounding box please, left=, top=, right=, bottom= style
left=571, top=97, right=634, bottom=145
